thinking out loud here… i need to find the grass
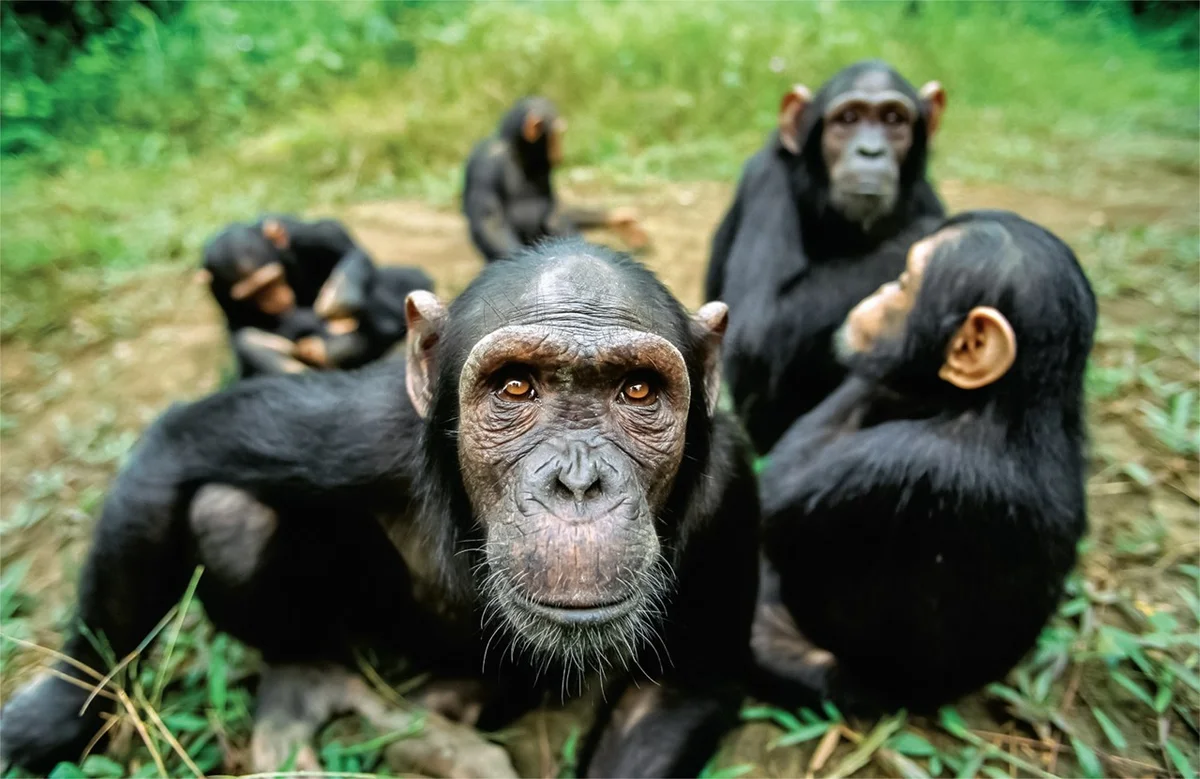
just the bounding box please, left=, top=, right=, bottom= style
left=2, top=0, right=1196, bottom=340
left=1, top=1, right=1198, bottom=777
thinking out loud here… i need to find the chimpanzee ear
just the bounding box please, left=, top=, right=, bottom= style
left=777, top=84, right=813, bottom=155
left=919, top=81, right=947, bottom=139
left=262, top=219, right=290, bottom=250
left=522, top=113, right=546, bottom=144
left=938, top=306, right=1015, bottom=390
left=405, top=291, right=447, bottom=419
left=692, top=301, right=729, bottom=415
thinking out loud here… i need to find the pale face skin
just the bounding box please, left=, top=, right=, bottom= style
left=840, top=229, right=948, bottom=354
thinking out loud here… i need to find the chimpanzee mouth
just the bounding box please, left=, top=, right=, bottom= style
left=514, top=594, right=639, bottom=626
left=481, top=558, right=672, bottom=682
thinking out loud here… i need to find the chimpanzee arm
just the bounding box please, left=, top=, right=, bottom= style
left=315, top=248, right=375, bottom=319
left=760, top=376, right=873, bottom=464
left=322, top=331, right=374, bottom=369
left=0, top=365, right=421, bottom=772
left=548, top=205, right=610, bottom=232
left=583, top=414, right=759, bottom=777
left=463, top=154, right=522, bottom=261
left=233, top=328, right=309, bottom=376
left=705, top=190, right=742, bottom=302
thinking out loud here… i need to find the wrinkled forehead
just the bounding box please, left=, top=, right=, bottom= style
left=825, top=69, right=916, bottom=116
left=456, top=256, right=689, bottom=382
left=460, top=256, right=681, bottom=336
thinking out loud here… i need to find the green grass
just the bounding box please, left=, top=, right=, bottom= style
left=2, top=0, right=1196, bottom=341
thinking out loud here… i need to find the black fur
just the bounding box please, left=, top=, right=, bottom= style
left=754, top=211, right=1096, bottom=712
left=707, top=60, right=945, bottom=453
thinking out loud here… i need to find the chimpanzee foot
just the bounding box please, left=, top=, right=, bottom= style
left=250, top=664, right=516, bottom=778
left=250, top=664, right=362, bottom=772
left=413, top=677, right=487, bottom=726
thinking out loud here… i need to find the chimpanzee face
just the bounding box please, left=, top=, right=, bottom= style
left=822, top=69, right=919, bottom=229
left=836, top=222, right=1018, bottom=393
left=836, top=229, right=945, bottom=357
left=404, top=252, right=726, bottom=674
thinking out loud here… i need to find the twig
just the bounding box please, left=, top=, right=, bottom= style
left=82, top=712, right=122, bottom=762
left=975, top=730, right=1065, bottom=753
left=354, top=653, right=409, bottom=708
left=84, top=604, right=181, bottom=715
left=806, top=723, right=841, bottom=777
left=1059, top=662, right=1084, bottom=715
left=115, top=687, right=168, bottom=778
left=2, top=633, right=105, bottom=681
left=44, top=666, right=119, bottom=701
left=825, top=715, right=906, bottom=779
left=136, top=686, right=205, bottom=778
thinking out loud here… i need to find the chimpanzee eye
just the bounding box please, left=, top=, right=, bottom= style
left=496, top=373, right=536, bottom=402
left=619, top=374, right=659, bottom=406
left=883, top=110, right=904, bottom=125
left=837, top=109, right=858, bottom=125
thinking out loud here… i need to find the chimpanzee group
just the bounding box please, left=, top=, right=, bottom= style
left=0, top=58, right=1096, bottom=778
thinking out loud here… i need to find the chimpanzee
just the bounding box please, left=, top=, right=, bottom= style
left=751, top=211, right=1096, bottom=713
left=0, top=240, right=759, bottom=778
left=200, top=216, right=433, bottom=377
left=706, top=60, right=947, bottom=452
left=462, top=97, right=649, bottom=262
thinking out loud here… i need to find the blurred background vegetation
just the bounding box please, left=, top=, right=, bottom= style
left=0, top=3, right=1197, bottom=778
left=1, top=0, right=1197, bottom=340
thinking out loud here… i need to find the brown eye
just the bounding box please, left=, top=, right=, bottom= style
left=498, top=375, right=535, bottom=401
left=620, top=376, right=658, bottom=406
left=883, top=110, right=903, bottom=125
left=836, top=109, right=858, bottom=125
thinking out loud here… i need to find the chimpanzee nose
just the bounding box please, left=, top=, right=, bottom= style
left=857, top=145, right=886, bottom=159
left=554, top=442, right=604, bottom=503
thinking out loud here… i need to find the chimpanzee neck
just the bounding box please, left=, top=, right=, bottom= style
left=798, top=186, right=919, bottom=259
left=516, top=146, right=553, bottom=182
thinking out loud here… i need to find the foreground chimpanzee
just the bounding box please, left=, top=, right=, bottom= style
left=1, top=240, right=758, bottom=778
left=707, top=60, right=947, bottom=452
left=752, top=211, right=1096, bottom=712
left=462, top=97, right=649, bottom=261
left=201, top=215, right=433, bottom=377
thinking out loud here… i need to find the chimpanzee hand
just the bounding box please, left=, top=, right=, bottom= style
left=609, top=207, right=650, bottom=251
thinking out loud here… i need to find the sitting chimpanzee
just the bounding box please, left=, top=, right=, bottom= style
left=0, top=240, right=759, bottom=778
left=751, top=211, right=1097, bottom=713
left=201, top=215, right=433, bottom=377
left=462, top=96, right=649, bottom=261
left=707, top=60, right=947, bottom=452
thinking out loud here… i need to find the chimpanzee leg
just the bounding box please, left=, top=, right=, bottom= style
left=0, top=481, right=191, bottom=773
left=582, top=679, right=741, bottom=778
left=188, top=486, right=427, bottom=772
left=749, top=559, right=834, bottom=706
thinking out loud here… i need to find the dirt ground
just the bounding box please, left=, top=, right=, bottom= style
left=1, top=175, right=1197, bottom=776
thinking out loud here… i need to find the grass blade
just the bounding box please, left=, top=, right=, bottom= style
left=1070, top=736, right=1103, bottom=779
left=1090, top=706, right=1128, bottom=751
left=1166, top=742, right=1198, bottom=779
left=826, top=714, right=906, bottom=779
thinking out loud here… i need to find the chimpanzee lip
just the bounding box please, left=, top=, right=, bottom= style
left=514, top=594, right=638, bottom=626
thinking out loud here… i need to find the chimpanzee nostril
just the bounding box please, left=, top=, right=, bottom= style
left=858, top=146, right=886, bottom=159
left=556, top=470, right=603, bottom=503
